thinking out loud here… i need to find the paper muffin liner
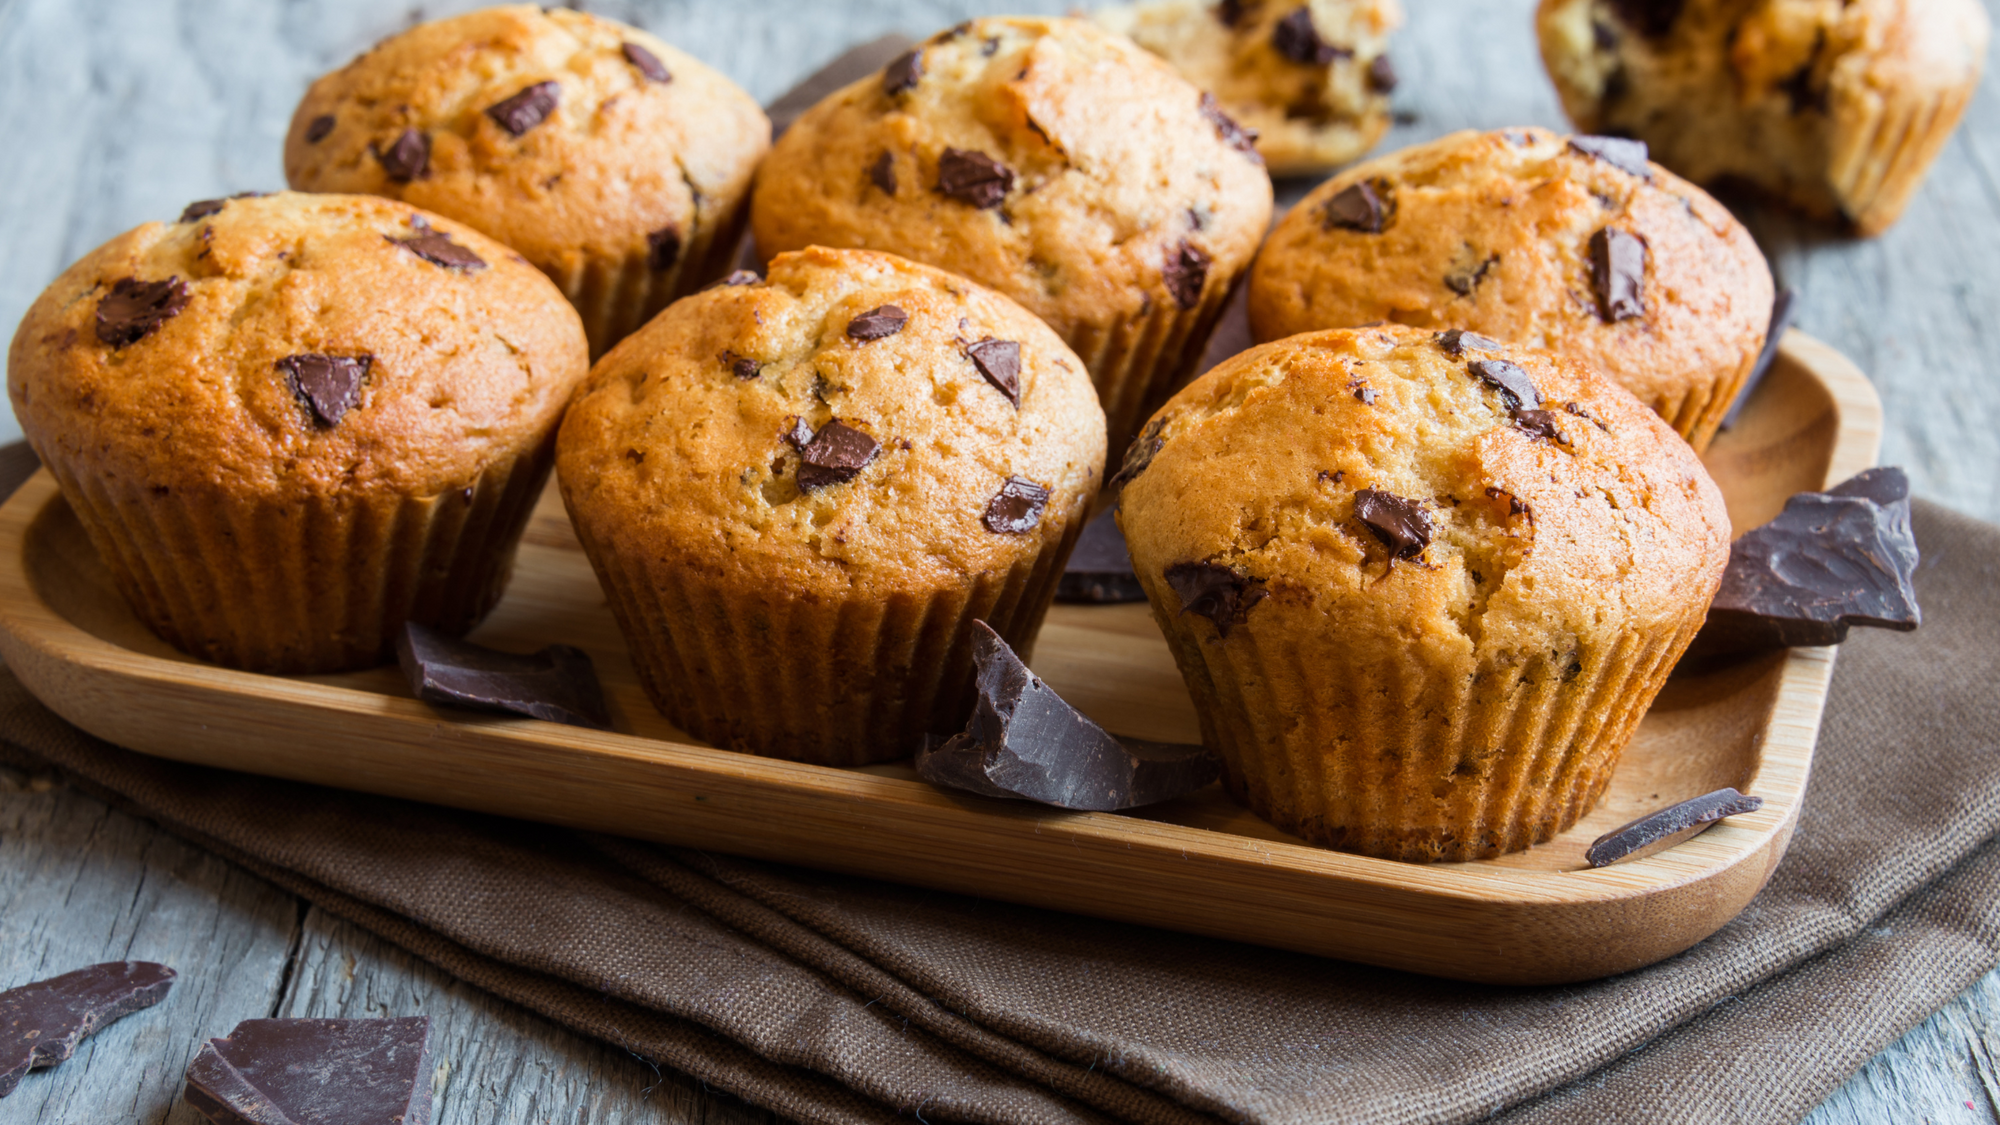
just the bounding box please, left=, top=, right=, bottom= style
left=1070, top=273, right=1241, bottom=456
left=1828, top=75, right=1978, bottom=238
left=577, top=495, right=1089, bottom=767
left=1664, top=347, right=1758, bottom=454
left=553, top=195, right=753, bottom=360
left=1146, top=595, right=1706, bottom=863
left=40, top=437, right=554, bottom=675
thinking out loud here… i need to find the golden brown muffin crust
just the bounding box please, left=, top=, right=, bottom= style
left=8, top=191, right=587, bottom=499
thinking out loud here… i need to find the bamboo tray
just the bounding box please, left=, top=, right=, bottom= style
left=0, top=332, right=1879, bottom=985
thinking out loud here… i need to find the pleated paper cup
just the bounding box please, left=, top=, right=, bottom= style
left=554, top=198, right=754, bottom=360
left=1071, top=276, right=1241, bottom=457
left=1829, top=73, right=1982, bottom=238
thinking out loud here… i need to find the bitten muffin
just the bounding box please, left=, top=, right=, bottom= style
left=7, top=192, right=589, bottom=673
left=1537, top=0, right=1990, bottom=236
left=1248, top=127, right=1774, bottom=451
left=1116, top=325, right=1730, bottom=862
left=285, top=5, right=770, bottom=357
left=750, top=17, right=1273, bottom=451
left=556, top=246, right=1105, bottom=766
left=1093, top=0, right=1405, bottom=176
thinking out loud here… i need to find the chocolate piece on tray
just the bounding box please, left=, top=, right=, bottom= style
left=183, top=1017, right=432, bottom=1125
left=1689, top=466, right=1921, bottom=658
left=1056, top=508, right=1147, bottom=604
left=1, top=962, right=176, bottom=1098
left=1586, top=787, right=1763, bottom=868
left=916, top=622, right=1221, bottom=811
left=1721, top=287, right=1797, bottom=430
left=397, top=622, right=611, bottom=730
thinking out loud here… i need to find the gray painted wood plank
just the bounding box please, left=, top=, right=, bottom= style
left=1808, top=967, right=2000, bottom=1124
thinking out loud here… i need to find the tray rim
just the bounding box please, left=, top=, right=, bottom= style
left=0, top=331, right=1883, bottom=983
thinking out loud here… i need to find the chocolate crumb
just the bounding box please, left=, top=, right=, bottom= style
left=937, top=148, right=1015, bottom=209
left=1198, top=92, right=1262, bottom=161
left=1273, top=6, right=1347, bottom=65
left=983, top=477, right=1050, bottom=534
left=1590, top=227, right=1647, bottom=322
left=967, top=338, right=1022, bottom=406
left=883, top=49, right=924, bottom=96
left=391, top=229, right=487, bottom=271
left=647, top=226, right=682, bottom=271
left=1587, top=788, right=1762, bottom=867
left=1350, top=380, right=1377, bottom=405
left=1162, top=240, right=1211, bottom=310
left=847, top=305, right=908, bottom=341
left=0, top=962, right=176, bottom=1098
left=1469, top=358, right=1541, bottom=410
left=1323, top=181, right=1387, bottom=233
left=1436, top=329, right=1504, bottom=356
left=486, top=81, right=560, bottom=137
left=278, top=353, right=372, bottom=428
left=1568, top=134, right=1653, bottom=179
left=1511, top=408, right=1568, bottom=444
left=376, top=128, right=430, bottom=182
left=869, top=151, right=897, bottom=196
left=1165, top=562, right=1266, bottom=638
left=305, top=114, right=336, bottom=143
left=1367, top=55, right=1399, bottom=92
left=796, top=420, right=880, bottom=491
left=1353, top=489, right=1431, bottom=560
left=622, top=42, right=672, bottom=83
left=95, top=277, right=189, bottom=347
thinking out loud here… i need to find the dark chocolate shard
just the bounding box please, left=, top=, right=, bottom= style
left=391, top=229, right=487, bottom=272
left=1590, top=226, right=1647, bottom=322
left=1164, top=561, right=1266, bottom=638
left=1110, top=416, right=1168, bottom=488
left=1353, top=488, right=1431, bottom=560
left=1057, top=508, right=1146, bottom=604
left=1323, top=181, right=1386, bottom=233
left=1, top=962, right=176, bottom=1098
left=937, top=148, right=1014, bottom=209
left=183, top=1017, right=432, bottom=1125
left=376, top=128, right=430, bottom=182
left=883, top=48, right=924, bottom=96
left=1436, top=329, right=1504, bottom=356
left=1469, top=358, right=1541, bottom=410
left=1367, top=54, right=1398, bottom=92
left=1721, top=287, right=1796, bottom=430
left=847, top=304, right=908, bottom=341
left=983, top=477, right=1049, bottom=534
left=1568, top=134, right=1652, bottom=179
left=623, top=42, right=672, bottom=84
left=486, top=80, right=560, bottom=137
left=916, top=622, right=1222, bottom=811
left=1272, top=6, right=1346, bottom=65
left=397, top=622, right=610, bottom=729
left=966, top=338, right=1021, bottom=406
left=95, top=276, right=189, bottom=347
left=278, top=353, right=372, bottom=428
left=869, top=150, right=897, bottom=196
left=1586, top=788, right=1763, bottom=867
left=1608, top=0, right=1686, bottom=38
left=647, top=226, right=682, bottom=271
left=1689, top=467, right=1921, bottom=658
left=1198, top=92, right=1262, bottom=161
left=305, top=113, right=336, bottom=143
left=796, top=420, right=880, bottom=491
left=1162, top=240, right=1211, bottom=311
left=1511, top=408, right=1568, bottom=444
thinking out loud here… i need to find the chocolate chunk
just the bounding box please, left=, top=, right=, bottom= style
left=1436, top=329, right=1504, bottom=356
left=916, top=622, right=1222, bottom=811
left=1367, top=55, right=1399, bottom=92
left=1589, top=227, right=1647, bottom=322
left=712, top=269, right=762, bottom=289
left=305, top=114, right=336, bottom=143
left=95, top=277, right=189, bottom=347
left=1198, top=92, right=1262, bottom=161
left=397, top=622, right=610, bottom=729
left=180, top=198, right=228, bottom=223
left=983, top=477, right=1049, bottom=534
left=1586, top=788, right=1763, bottom=867
left=783, top=416, right=814, bottom=450
left=1163, top=241, right=1211, bottom=311
left=1272, top=6, right=1346, bottom=65
left=966, top=338, right=1021, bottom=406
left=183, top=1017, right=432, bottom=1125
left=724, top=352, right=760, bottom=380
left=882, top=49, right=923, bottom=96
left=1057, top=508, right=1147, bottom=604
left=937, top=148, right=1014, bottom=209
left=1323, top=181, right=1386, bottom=233
left=1722, top=287, right=1796, bottom=430
left=1568, top=134, right=1652, bottom=179
left=1110, top=417, right=1168, bottom=488
left=622, top=42, right=672, bottom=84
left=1511, top=408, right=1568, bottom=444
left=1, top=962, right=176, bottom=1097
left=1353, top=489, right=1431, bottom=560
left=1444, top=252, right=1499, bottom=296
left=486, top=80, right=560, bottom=137
left=1164, top=561, right=1267, bottom=638
left=376, top=128, right=429, bottom=182
left=846, top=304, right=908, bottom=341
left=1688, top=467, right=1921, bottom=658
left=869, top=150, right=897, bottom=196
left=391, top=228, right=486, bottom=272
left=1608, top=0, right=1686, bottom=38
left=796, top=420, right=880, bottom=491
left=1351, top=380, right=1376, bottom=405
left=647, top=226, right=682, bottom=271
left=1469, top=358, right=1541, bottom=410
left=278, top=353, right=371, bottom=428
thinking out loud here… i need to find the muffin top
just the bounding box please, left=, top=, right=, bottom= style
left=1248, top=128, right=1772, bottom=441
left=556, top=247, right=1106, bottom=595
left=1093, top=0, right=1404, bottom=175
left=284, top=5, right=770, bottom=274
left=750, top=17, right=1274, bottom=346
left=8, top=191, right=588, bottom=497
left=1117, top=325, right=1730, bottom=658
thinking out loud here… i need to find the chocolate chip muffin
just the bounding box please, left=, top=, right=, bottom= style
left=1538, top=0, right=1990, bottom=236
left=284, top=5, right=770, bottom=357
left=1248, top=127, right=1774, bottom=451
left=556, top=246, right=1105, bottom=766
left=1093, top=0, right=1405, bottom=175
left=7, top=192, right=589, bottom=673
left=1116, top=324, right=1730, bottom=862
left=750, top=16, right=1273, bottom=452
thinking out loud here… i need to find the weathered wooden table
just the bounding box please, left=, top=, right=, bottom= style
left=2, top=1, right=1996, bottom=1121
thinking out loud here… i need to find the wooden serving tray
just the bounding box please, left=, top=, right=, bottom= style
left=0, top=333, right=1878, bottom=985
